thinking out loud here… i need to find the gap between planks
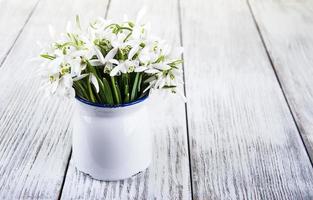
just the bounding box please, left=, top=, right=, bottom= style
left=177, top=0, right=194, bottom=199
left=57, top=150, right=72, bottom=200
left=246, top=0, right=313, bottom=169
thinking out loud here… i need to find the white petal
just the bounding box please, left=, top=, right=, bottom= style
left=154, top=63, right=171, bottom=70
left=62, top=74, right=73, bottom=87
left=134, top=66, right=148, bottom=72
left=94, top=46, right=106, bottom=64
left=104, top=48, right=118, bottom=62
left=67, top=87, right=76, bottom=98
left=69, top=59, right=82, bottom=76
left=110, top=65, right=120, bottom=76
left=164, top=64, right=172, bottom=70
left=143, top=82, right=154, bottom=93
left=136, top=7, right=146, bottom=24
left=50, top=57, right=62, bottom=74
left=81, top=63, right=87, bottom=70
left=73, top=74, right=88, bottom=81
left=109, top=58, right=119, bottom=65
left=158, top=79, right=166, bottom=89
left=143, top=75, right=156, bottom=83
left=154, top=78, right=164, bottom=88
left=145, top=68, right=160, bottom=74
left=51, top=79, right=59, bottom=93
left=70, top=50, right=87, bottom=57
left=120, top=63, right=127, bottom=73
left=89, top=59, right=104, bottom=66
left=163, top=44, right=171, bottom=56
left=128, top=45, right=139, bottom=60
left=89, top=73, right=99, bottom=93
left=132, top=26, right=141, bottom=39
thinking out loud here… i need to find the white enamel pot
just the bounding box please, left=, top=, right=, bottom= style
left=72, top=96, right=152, bottom=181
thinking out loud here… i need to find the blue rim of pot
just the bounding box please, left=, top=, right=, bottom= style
left=75, top=94, right=149, bottom=108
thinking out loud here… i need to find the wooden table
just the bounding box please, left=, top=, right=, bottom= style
left=1, top=0, right=313, bottom=199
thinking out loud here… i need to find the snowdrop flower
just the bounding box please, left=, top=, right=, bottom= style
left=93, top=45, right=117, bottom=65
left=138, top=46, right=158, bottom=64
left=60, top=74, right=75, bottom=97
left=110, top=59, right=139, bottom=76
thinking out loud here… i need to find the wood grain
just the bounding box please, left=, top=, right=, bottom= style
left=60, top=0, right=191, bottom=199
left=0, top=0, right=108, bottom=199
left=0, top=0, right=39, bottom=65
left=249, top=0, right=313, bottom=166
left=180, top=0, right=313, bottom=199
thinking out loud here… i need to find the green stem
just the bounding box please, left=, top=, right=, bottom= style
left=123, top=32, right=132, bottom=42
left=102, top=77, right=114, bottom=104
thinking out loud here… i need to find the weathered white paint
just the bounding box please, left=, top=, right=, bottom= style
left=0, top=0, right=108, bottom=199
left=0, top=0, right=39, bottom=65
left=60, top=0, right=191, bottom=199
left=181, top=0, right=313, bottom=199
left=249, top=0, right=313, bottom=164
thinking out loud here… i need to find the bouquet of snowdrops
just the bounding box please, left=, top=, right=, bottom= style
left=39, top=11, right=184, bottom=105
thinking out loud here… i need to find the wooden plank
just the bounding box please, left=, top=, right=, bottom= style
left=0, top=0, right=39, bottom=65
left=0, top=0, right=108, bottom=199
left=60, top=0, right=191, bottom=199
left=249, top=0, right=313, bottom=166
left=180, top=0, right=313, bottom=199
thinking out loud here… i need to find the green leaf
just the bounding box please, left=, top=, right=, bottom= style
left=102, top=78, right=114, bottom=104
left=93, top=88, right=101, bottom=103
left=144, top=75, right=156, bottom=83
left=86, top=76, right=96, bottom=103
left=40, top=54, right=55, bottom=60
left=111, top=76, right=121, bottom=104
left=115, top=84, right=122, bottom=104
left=122, top=74, right=130, bottom=103
left=131, top=73, right=140, bottom=101
left=96, top=77, right=107, bottom=103
left=124, top=88, right=130, bottom=102
left=169, top=59, right=183, bottom=65
left=74, top=81, right=89, bottom=99
left=155, top=55, right=165, bottom=63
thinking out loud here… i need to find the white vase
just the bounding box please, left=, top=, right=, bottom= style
left=72, top=96, right=152, bottom=181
